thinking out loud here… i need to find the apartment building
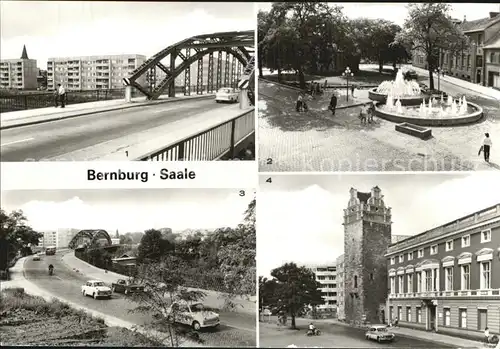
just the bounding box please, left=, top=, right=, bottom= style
left=385, top=203, right=500, bottom=340
left=307, top=264, right=338, bottom=316
left=47, top=54, right=147, bottom=91
left=56, top=228, right=81, bottom=248
left=412, top=12, right=500, bottom=86
left=39, top=231, right=58, bottom=249
left=0, top=45, right=38, bottom=90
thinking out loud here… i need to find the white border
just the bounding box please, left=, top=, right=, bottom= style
left=1, top=162, right=257, bottom=190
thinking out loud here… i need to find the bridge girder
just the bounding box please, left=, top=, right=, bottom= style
left=125, top=30, right=254, bottom=100
left=68, top=229, right=112, bottom=249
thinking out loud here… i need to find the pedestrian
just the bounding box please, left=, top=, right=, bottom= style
left=53, top=88, right=59, bottom=107
left=329, top=93, right=337, bottom=115
left=483, top=133, right=492, bottom=162
left=351, top=84, right=355, bottom=98
left=57, top=83, right=66, bottom=108
left=485, top=327, right=490, bottom=344
left=296, top=93, right=304, bottom=112
left=315, top=82, right=321, bottom=95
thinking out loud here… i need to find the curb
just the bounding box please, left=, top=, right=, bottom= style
left=0, top=94, right=214, bottom=130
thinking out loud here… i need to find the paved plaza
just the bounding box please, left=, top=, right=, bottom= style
left=258, top=69, right=500, bottom=172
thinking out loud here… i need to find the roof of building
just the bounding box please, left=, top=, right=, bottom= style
left=483, top=30, right=500, bottom=49
left=21, top=45, right=28, bottom=59
left=460, top=13, right=500, bottom=33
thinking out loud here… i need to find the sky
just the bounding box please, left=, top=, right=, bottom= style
left=257, top=172, right=500, bottom=278
left=258, top=3, right=500, bottom=27
left=1, top=189, right=253, bottom=233
left=0, top=1, right=255, bottom=70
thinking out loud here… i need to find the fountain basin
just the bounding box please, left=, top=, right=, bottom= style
left=395, top=122, right=432, bottom=140
left=369, top=88, right=425, bottom=106
left=373, top=101, right=483, bottom=127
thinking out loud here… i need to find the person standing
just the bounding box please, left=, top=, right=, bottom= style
left=57, top=83, right=66, bottom=108
left=329, top=93, right=337, bottom=115
left=483, top=133, right=492, bottom=162
left=351, top=84, right=355, bottom=98
left=484, top=327, right=490, bottom=344
left=296, top=93, right=303, bottom=112
left=53, top=88, right=59, bottom=107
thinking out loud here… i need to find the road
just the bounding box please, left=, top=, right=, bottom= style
left=24, top=254, right=256, bottom=347
left=260, top=317, right=457, bottom=348
left=0, top=99, right=227, bottom=162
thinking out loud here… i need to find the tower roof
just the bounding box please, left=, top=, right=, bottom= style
left=357, top=192, right=371, bottom=203
left=21, top=45, right=29, bottom=59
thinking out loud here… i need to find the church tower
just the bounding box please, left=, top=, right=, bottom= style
left=343, top=186, right=392, bottom=324
left=21, top=45, right=29, bottom=59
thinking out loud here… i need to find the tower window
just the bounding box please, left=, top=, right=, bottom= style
left=370, top=273, right=374, bottom=280
left=354, top=275, right=358, bottom=288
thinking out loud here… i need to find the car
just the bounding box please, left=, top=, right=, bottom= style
left=111, top=279, right=144, bottom=294
left=32, top=255, right=40, bottom=261
left=404, top=69, right=419, bottom=80
left=81, top=280, right=112, bottom=299
left=162, top=301, right=220, bottom=330
left=365, top=325, right=395, bottom=342
left=215, top=87, right=239, bottom=103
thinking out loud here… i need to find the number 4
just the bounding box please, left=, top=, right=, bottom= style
left=266, top=178, right=272, bottom=183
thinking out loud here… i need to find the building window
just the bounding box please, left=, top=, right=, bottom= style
left=408, top=252, right=413, bottom=260
left=444, top=308, right=451, bottom=326
left=407, top=273, right=413, bottom=293
left=481, top=229, right=491, bottom=243
left=398, top=275, right=404, bottom=293
left=425, top=270, right=433, bottom=291
left=430, top=245, right=438, bottom=255
left=459, top=309, right=467, bottom=328
left=480, top=261, right=491, bottom=289
left=445, top=240, right=454, bottom=251
left=445, top=267, right=453, bottom=291
left=390, top=276, right=395, bottom=294
left=398, top=306, right=402, bottom=321
left=390, top=257, right=395, bottom=265
left=461, top=264, right=470, bottom=290
left=399, top=254, right=404, bottom=263
left=406, top=307, right=412, bottom=322
left=418, top=249, right=424, bottom=258
left=354, top=275, right=358, bottom=288
left=462, top=235, right=470, bottom=247
left=416, top=272, right=422, bottom=292
left=416, top=307, right=422, bottom=323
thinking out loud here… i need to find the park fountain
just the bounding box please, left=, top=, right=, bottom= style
left=369, top=69, right=425, bottom=105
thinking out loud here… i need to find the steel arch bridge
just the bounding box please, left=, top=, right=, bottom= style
left=68, top=229, right=112, bottom=249
left=123, top=30, right=255, bottom=103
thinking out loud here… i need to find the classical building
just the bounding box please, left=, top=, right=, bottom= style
left=385, top=203, right=500, bottom=340
left=343, top=186, right=392, bottom=325
left=412, top=12, right=500, bottom=86
left=0, top=45, right=38, bottom=90
left=306, top=264, right=338, bottom=316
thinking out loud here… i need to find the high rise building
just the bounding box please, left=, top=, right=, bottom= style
left=306, top=264, right=338, bottom=316
left=56, top=228, right=81, bottom=248
left=39, top=231, right=58, bottom=248
left=0, top=45, right=38, bottom=90
left=343, top=186, right=392, bottom=324
left=47, top=54, right=147, bottom=91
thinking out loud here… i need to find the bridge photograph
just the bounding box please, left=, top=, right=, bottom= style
left=1, top=187, right=257, bottom=347
left=0, top=2, right=255, bottom=162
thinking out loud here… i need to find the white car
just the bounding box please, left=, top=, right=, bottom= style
left=32, top=255, right=40, bottom=261
left=365, top=325, right=395, bottom=342
left=162, top=301, right=220, bottom=330
left=81, top=280, right=112, bottom=299
left=215, top=87, right=239, bottom=103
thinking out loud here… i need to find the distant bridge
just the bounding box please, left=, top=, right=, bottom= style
left=68, top=229, right=112, bottom=249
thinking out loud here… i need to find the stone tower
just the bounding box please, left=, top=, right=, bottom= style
left=343, top=186, right=392, bottom=324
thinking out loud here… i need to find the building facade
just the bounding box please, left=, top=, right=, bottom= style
left=47, top=54, right=147, bottom=91
left=483, top=33, right=500, bottom=89
left=412, top=12, right=500, bottom=86
left=0, top=45, right=38, bottom=90
left=336, top=254, right=345, bottom=320
left=39, top=231, right=58, bottom=248
left=343, top=186, right=393, bottom=325
left=385, top=203, right=500, bottom=340
left=307, top=264, right=338, bottom=315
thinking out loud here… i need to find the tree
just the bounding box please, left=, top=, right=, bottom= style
left=0, top=209, right=43, bottom=270
left=119, top=235, right=133, bottom=245
left=394, top=3, right=468, bottom=90
left=267, top=262, right=324, bottom=328
left=137, top=229, right=164, bottom=264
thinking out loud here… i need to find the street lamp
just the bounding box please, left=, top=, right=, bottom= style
left=342, top=66, right=354, bottom=101
left=434, top=67, right=441, bottom=93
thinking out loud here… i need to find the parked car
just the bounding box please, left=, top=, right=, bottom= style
left=404, top=69, right=419, bottom=80
left=81, top=280, right=112, bottom=299
left=215, top=87, right=239, bottom=103
left=111, top=279, right=144, bottom=294
left=162, top=301, right=220, bottom=330
left=365, top=325, right=395, bottom=342
left=32, top=255, right=40, bottom=261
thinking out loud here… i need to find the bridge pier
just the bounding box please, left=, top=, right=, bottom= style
left=125, top=86, right=132, bottom=102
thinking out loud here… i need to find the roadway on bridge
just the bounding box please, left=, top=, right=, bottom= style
left=24, top=254, right=256, bottom=347
left=0, top=98, right=228, bottom=162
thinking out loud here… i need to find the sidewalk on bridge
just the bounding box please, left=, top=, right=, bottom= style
left=61, top=251, right=256, bottom=314
left=411, top=65, right=500, bottom=100
left=0, top=93, right=215, bottom=130
left=315, top=318, right=483, bottom=348
left=47, top=104, right=254, bottom=161
left=0, top=256, right=201, bottom=347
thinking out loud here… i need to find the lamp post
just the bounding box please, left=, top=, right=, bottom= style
left=434, top=67, right=441, bottom=93
left=342, top=66, right=353, bottom=101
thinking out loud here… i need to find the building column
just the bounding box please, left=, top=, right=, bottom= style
left=125, top=85, right=132, bottom=102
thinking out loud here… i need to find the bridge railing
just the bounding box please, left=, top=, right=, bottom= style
left=137, top=108, right=255, bottom=161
